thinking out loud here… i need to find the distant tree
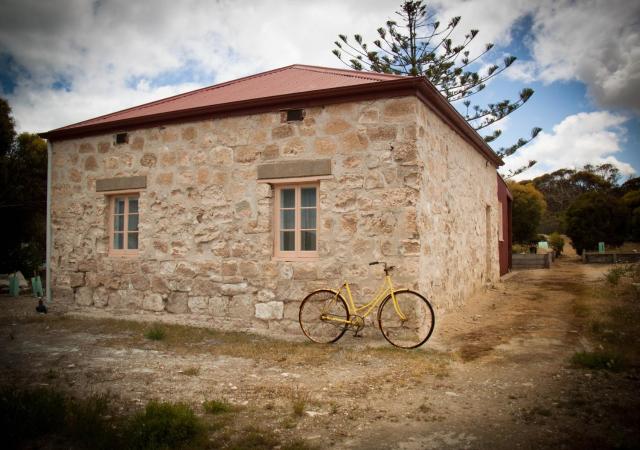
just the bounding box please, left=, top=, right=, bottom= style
left=530, top=165, right=615, bottom=233
left=507, top=181, right=547, bottom=243
left=0, top=98, right=48, bottom=274
left=565, top=192, right=628, bottom=254
left=621, top=189, right=640, bottom=242
left=618, top=176, right=640, bottom=195
left=332, top=0, right=540, bottom=177
left=548, top=232, right=565, bottom=256
left=0, top=98, right=16, bottom=158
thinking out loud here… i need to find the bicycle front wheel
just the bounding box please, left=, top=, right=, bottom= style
left=299, top=289, right=350, bottom=344
left=378, top=289, right=435, bottom=349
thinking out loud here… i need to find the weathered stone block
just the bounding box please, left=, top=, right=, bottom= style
left=69, top=272, right=85, bottom=288
left=93, top=286, right=108, bottom=307
left=75, top=286, right=93, bottom=306
left=272, top=124, right=294, bottom=139
left=131, top=136, right=145, bottom=150
left=208, top=296, right=229, bottom=317
left=324, top=118, right=351, bottom=135
left=228, top=294, right=254, bottom=318
left=166, top=292, right=189, bottom=314
left=188, top=296, right=208, bottom=314
left=255, top=301, right=284, bottom=320
left=143, top=293, right=165, bottom=312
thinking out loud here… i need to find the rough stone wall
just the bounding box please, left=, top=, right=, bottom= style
left=415, top=101, right=500, bottom=311
left=50, top=97, right=424, bottom=334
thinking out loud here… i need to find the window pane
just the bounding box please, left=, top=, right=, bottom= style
left=113, top=233, right=124, bottom=249
left=129, top=197, right=138, bottom=213
left=280, top=189, right=295, bottom=208
left=301, top=187, right=316, bottom=207
left=128, top=213, right=139, bottom=232
left=127, top=232, right=139, bottom=250
left=280, top=231, right=295, bottom=251
left=114, top=198, right=125, bottom=214
left=301, top=230, right=316, bottom=251
left=301, top=208, right=316, bottom=229
left=114, top=215, right=124, bottom=232
left=280, top=209, right=295, bottom=230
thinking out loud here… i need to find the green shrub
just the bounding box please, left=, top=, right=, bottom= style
left=65, top=393, right=116, bottom=449
left=126, top=401, right=205, bottom=450
left=144, top=324, right=166, bottom=341
left=0, top=386, right=66, bottom=447
left=203, top=399, right=232, bottom=414
left=0, top=387, right=116, bottom=449
left=571, top=351, right=626, bottom=372
left=605, top=265, right=633, bottom=286
left=512, top=243, right=529, bottom=254
left=565, top=191, right=628, bottom=254
left=548, top=232, right=565, bottom=255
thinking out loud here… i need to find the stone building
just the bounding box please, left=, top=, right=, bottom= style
left=41, top=64, right=511, bottom=334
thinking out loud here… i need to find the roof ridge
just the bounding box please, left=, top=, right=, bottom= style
left=57, top=65, right=299, bottom=130
left=291, top=64, right=408, bottom=81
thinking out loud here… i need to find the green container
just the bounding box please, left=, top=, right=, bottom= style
left=598, top=242, right=605, bottom=253
left=31, top=276, right=44, bottom=297
left=9, top=274, right=20, bottom=297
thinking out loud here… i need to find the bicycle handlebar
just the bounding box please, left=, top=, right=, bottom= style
left=368, top=261, right=396, bottom=273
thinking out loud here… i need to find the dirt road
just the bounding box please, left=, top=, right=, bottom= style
left=1, top=257, right=638, bottom=449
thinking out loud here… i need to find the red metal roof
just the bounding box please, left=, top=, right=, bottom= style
left=51, top=65, right=406, bottom=133
left=41, top=64, right=503, bottom=166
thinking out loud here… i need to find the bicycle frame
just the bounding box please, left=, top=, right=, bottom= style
left=324, top=274, right=407, bottom=324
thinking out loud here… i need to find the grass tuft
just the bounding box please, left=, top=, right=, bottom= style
left=571, top=351, right=627, bottom=372
left=181, top=367, right=200, bottom=376
left=203, top=399, right=232, bottom=414
left=125, top=400, right=205, bottom=450
left=144, top=323, right=166, bottom=341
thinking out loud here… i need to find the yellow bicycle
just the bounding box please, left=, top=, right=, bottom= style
left=299, top=261, right=435, bottom=349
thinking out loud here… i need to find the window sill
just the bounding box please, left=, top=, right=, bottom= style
left=272, top=255, right=319, bottom=262
left=107, top=252, right=140, bottom=258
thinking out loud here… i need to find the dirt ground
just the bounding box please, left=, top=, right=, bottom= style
left=1, top=255, right=639, bottom=449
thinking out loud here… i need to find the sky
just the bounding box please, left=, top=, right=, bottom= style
left=0, top=0, right=638, bottom=181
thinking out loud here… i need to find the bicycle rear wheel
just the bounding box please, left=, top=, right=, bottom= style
left=378, top=289, right=435, bottom=349
left=299, top=289, right=349, bottom=344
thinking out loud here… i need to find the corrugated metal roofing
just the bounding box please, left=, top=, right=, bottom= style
left=54, top=65, right=408, bottom=132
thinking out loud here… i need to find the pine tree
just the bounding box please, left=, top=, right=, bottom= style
left=332, top=1, right=540, bottom=177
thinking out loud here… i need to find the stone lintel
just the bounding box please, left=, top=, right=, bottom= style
left=257, top=159, right=331, bottom=180
left=96, top=175, right=147, bottom=192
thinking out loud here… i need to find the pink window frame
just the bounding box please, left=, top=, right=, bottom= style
left=108, top=192, right=140, bottom=257
left=273, top=182, right=319, bottom=261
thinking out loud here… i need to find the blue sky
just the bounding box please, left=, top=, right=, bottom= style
left=0, top=0, right=638, bottom=181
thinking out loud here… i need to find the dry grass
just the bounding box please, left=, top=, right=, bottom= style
left=20, top=315, right=450, bottom=376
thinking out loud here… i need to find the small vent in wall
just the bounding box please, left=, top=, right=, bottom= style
left=286, top=109, right=305, bottom=122
left=114, top=132, right=129, bottom=145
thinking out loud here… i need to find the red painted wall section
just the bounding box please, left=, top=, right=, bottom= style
left=497, top=175, right=513, bottom=276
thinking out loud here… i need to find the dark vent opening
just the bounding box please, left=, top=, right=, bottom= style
left=115, top=133, right=129, bottom=144
left=286, top=109, right=305, bottom=122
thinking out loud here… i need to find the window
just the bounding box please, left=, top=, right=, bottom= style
left=109, top=194, right=139, bottom=255
left=274, top=184, right=318, bottom=259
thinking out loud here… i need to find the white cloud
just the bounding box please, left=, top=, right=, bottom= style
left=529, top=0, right=640, bottom=112
left=0, top=0, right=396, bottom=132
left=503, top=111, right=636, bottom=180
left=434, top=0, right=640, bottom=112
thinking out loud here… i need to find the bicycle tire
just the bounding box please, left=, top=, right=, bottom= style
left=299, top=289, right=349, bottom=344
left=377, top=289, right=435, bottom=349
